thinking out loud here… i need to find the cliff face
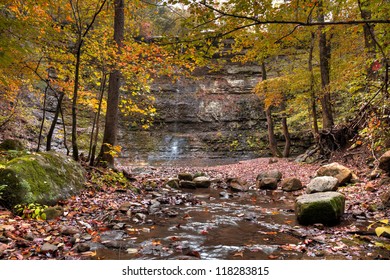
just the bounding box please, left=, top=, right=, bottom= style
left=118, top=59, right=311, bottom=165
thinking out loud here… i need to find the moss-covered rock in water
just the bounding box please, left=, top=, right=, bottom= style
left=0, top=151, right=85, bottom=208
left=295, top=192, right=345, bottom=226
left=0, top=139, right=25, bottom=151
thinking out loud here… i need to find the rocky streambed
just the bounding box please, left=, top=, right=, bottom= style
left=1, top=157, right=390, bottom=260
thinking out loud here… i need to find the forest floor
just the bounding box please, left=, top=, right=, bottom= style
left=0, top=147, right=390, bottom=260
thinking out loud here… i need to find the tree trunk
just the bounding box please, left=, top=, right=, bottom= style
left=318, top=0, right=334, bottom=130
left=46, top=91, right=64, bottom=151
left=359, top=0, right=376, bottom=79
left=37, top=84, right=49, bottom=152
left=71, top=42, right=82, bottom=161
left=89, top=73, right=107, bottom=166
left=262, top=62, right=282, bottom=158
left=281, top=100, right=291, bottom=158
left=308, top=31, right=319, bottom=138
left=98, top=0, right=124, bottom=167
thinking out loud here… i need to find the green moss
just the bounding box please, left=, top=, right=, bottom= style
left=295, top=193, right=345, bottom=226
left=0, top=151, right=85, bottom=208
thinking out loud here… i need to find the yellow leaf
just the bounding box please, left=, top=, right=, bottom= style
left=375, top=226, right=390, bottom=237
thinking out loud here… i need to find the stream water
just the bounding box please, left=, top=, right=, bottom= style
left=90, top=181, right=390, bottom=260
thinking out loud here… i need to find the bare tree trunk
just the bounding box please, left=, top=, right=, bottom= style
left=98, top=0, right=124, bottom=167
left=262, top=62, right=282, bottom=157
left=46, top=91, right=64, bottom=151
left=309, top=31, right=319, bottom=138
left=37, top=84, right=49, bottom=152
left=318, top=0, right=334, bottom=130
left=358, top=0, right=376, bottom=79
left=281, top=100, right=291, bottom=158
left=89, top=73, right=107, bottom=166
left=71, top=42, right=81, bottom=161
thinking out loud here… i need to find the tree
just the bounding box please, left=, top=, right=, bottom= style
left=98, top=0, right=125, bottom=167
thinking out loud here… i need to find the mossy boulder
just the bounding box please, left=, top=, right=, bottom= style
left=0, top=139, right=25, bottom=151
left=295, top=192, right=345, bottom=225
left=0, top=151, right=85, bottom=208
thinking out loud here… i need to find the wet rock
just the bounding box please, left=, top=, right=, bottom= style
left=113, top=223, right=126, bottom=230
left=226, top=178, right=248, bottom=192
left=306, top=176, right=339, bottom=194
left=257, top=178, right=278, bottom=190
left=219, top=191, right=231, bottom=199
left=281, top=177, right=303, bottom=192
left=193, top=176, right=211, bottom=188
left=315, top=162, right=353, bottom=185
left=179, top=181, right=196, bottom=189
left=40, top=242, right=58, bottom=253
left=256, top=169, right=283, bottom=182
left=100, top=230, right=125, bottom=241
left=378, top=150, right=390, bottom=174
left=43, top=206, right=63, bottom=220
left=76, top=243, right=91, bottom=253
left=178, top=173, right=193, bottom=181
left=295, top=192, right=345, bottom=225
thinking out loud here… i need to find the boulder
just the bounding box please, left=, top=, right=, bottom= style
left=0, top=151, right=85, bottom=208
left=166, top=178, right=180, bottom=189
left=0, top=139, right=25, bottom=151
left=178, top=173, right=193, bottom=181
left=315, top=162, right=353, bottom=185
left=306, top=176, right=339, bottom=194
left=295, top=192, right=345, bottom=225
left=193, top=176, right=211, bottom=188
left=256, top=169, right=283, bottom=182
left=179, top=181, right=196, bottom=189
left=258, top=177, right=278, bottom=190
left=281, top=177, right=303, bottom=192
left=378, top=150, right=390, bottom=174
left=226, top=178, right=248, bottom=192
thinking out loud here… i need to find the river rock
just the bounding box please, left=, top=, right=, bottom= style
left=257, top=177, right=278, bottom=190
left=193, top=176, right=211, bottom=188
left=0, top=151, right=85, bottom=208
left=315, top=162, right=353, bottom=185
left=281, top=177, right=303, bottom=192
left=226, top=178, right=248, bottom=192
left=256, top=169, right=283, bottom=182
left=166, top=178, right=180, bottom=189
left=178, top=173, right=193, bottom=181
left=179, top=181, right=196, bottom=189
left=378, top=150, right=390, bottom=174
left=295, top=192, right=345, bottom=225
left=306, top=176, right=339, bottom=194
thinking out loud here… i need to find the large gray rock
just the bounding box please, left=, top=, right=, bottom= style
left=0, top=151, right=85, bottom=208
left=306, top=176, right=339, bottom=194
left=315, top=162, right=353, bottom=185
left=378, top=151, right=390, bottom=174
left=295, top=192, right=345, bottom=225
left=256, top=169, right=283, bottom=182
